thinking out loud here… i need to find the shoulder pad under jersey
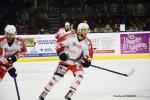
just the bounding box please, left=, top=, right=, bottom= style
left=0, top=37, right=5, bottom=42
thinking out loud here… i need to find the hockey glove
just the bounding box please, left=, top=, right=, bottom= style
left=58, top=52, right=68, bottom=61
left=7, top=66, right=17, bottom=78
left=82, top=60, right=91, bottom=68
left=7, top=54, right=18, bottom=64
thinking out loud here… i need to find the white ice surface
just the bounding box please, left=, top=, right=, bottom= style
left=0, top=59, right=150, bottom=100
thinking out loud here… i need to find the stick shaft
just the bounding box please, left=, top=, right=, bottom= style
left=91, top=64, right=128, bottom=77
left=14, top=78, right=21, bottom=100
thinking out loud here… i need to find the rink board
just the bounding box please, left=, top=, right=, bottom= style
left=17, top=31, right=150, bottom=62
left=1, top=31, right=150, bottom=62
left=18, top=54, right=150, bottom=62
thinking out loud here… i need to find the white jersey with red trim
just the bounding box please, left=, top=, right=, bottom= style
left=0, top=37, right=26, bottom=58
left=60, top=34, right=93, bottom=60
left=55, top=28, right=75, bottom=40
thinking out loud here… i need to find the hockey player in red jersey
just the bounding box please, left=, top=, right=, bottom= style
left=0, top=25, right=27, bottom=81
left=38, top=23, right=93, bottom=100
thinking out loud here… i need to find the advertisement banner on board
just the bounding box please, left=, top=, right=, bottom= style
left=20, top=35, right=57, bottom=57
left=120, top=33, right=149, bottom=54
left=149, top=33, right=150, bottom=53
left=88, top=33, right=118, bottom=55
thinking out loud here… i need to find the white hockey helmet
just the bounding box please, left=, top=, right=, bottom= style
left=65, top=22, right=70, bottom=26
left=5, top=24, right=17, bottom=35
left=65, top=22, right=70, bottom=30
left=77, top=23, right=89, bottom=33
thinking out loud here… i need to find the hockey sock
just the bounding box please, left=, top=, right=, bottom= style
left=70, top=71, right=84, bottom=92
left=44, top=77, right=56, bottom=93
left=44, top=75, right=62, bottom=93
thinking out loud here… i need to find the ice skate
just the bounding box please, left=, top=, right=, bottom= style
left=38, top=96, right=44, bottom=100
left=38, top=91, right=47, bottom=100
left=64, top=97, right=71, bottom=100
left=64, top=90, right=74, bottom=100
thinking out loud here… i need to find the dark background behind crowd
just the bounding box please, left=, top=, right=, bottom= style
left=0, top=0, right=150, bottom=35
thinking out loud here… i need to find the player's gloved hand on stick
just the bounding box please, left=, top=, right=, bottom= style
left=58, top=52, right=68, bottom=61
left=76, top=58, right=91, bottom=68
left=7, top=66, right=17, bottom=78
left=82, top=60, right=91, bottom=68
left=56, top=44, right=68, bottom=61
left=7, top=54, right=18, bottom=64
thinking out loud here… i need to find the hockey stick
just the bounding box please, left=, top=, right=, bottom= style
left=91, top=64, right=135, bottom=77
left=14, top=78, right=21, bottom=100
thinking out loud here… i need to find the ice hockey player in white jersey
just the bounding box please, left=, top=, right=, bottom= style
left=38, top=23, right=93, bottom=100
left=0, top=25, right=27, bottom=81
left=55, top=22, right=75, bottom=43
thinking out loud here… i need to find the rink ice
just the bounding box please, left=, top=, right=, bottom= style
left=0, top=59, right=150, bottom=100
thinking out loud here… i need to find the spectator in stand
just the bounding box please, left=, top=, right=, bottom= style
left=136, top=2, right=145, bottom=16
left=104, top=24, right=113, bottom=32
left=113, top=24, right=120, bottom=32
left=38, top=28, right=49, bottom=35
left=137, top=22, right=145, bottom=31
left=126, top=22, right=138, bottom=32
left=130, top=23, right=138, bottom=32
left=109, top=2, right=118, bottom=15
left=144, top=18, right=150, bottom=31
left=93, top=23, right=100, bottom=33
left=18, top=21, right=29, bottom=35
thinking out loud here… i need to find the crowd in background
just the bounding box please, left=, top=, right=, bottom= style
left=0, top=0, right=150, bottom=35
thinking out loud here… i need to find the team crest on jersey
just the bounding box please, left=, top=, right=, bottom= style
left=72, top=42, right=82, bottom=49
left=4, top=48, right=14, bottom=53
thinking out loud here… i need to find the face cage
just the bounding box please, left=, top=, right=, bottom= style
left=5, top=32, right=17, bottom=35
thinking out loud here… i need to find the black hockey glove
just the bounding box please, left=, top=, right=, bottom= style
left=7, top=54, right=18, bottom=64
left=58, top=52, right=68, bottom=61
left=7, top=66, right=17, bottom=78
left=82, top=60, right=91, bottom=68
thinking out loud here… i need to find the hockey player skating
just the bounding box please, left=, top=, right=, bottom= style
left=55, top=22, right=75, bottom=43
left=55, top=21, right=76, bottom=58
left=38, top=23, right=93, bottom=100
left=0, top=25, right=27, bottom=81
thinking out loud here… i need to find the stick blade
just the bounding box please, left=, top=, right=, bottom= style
left=127, top=68, right=135, bottom=77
